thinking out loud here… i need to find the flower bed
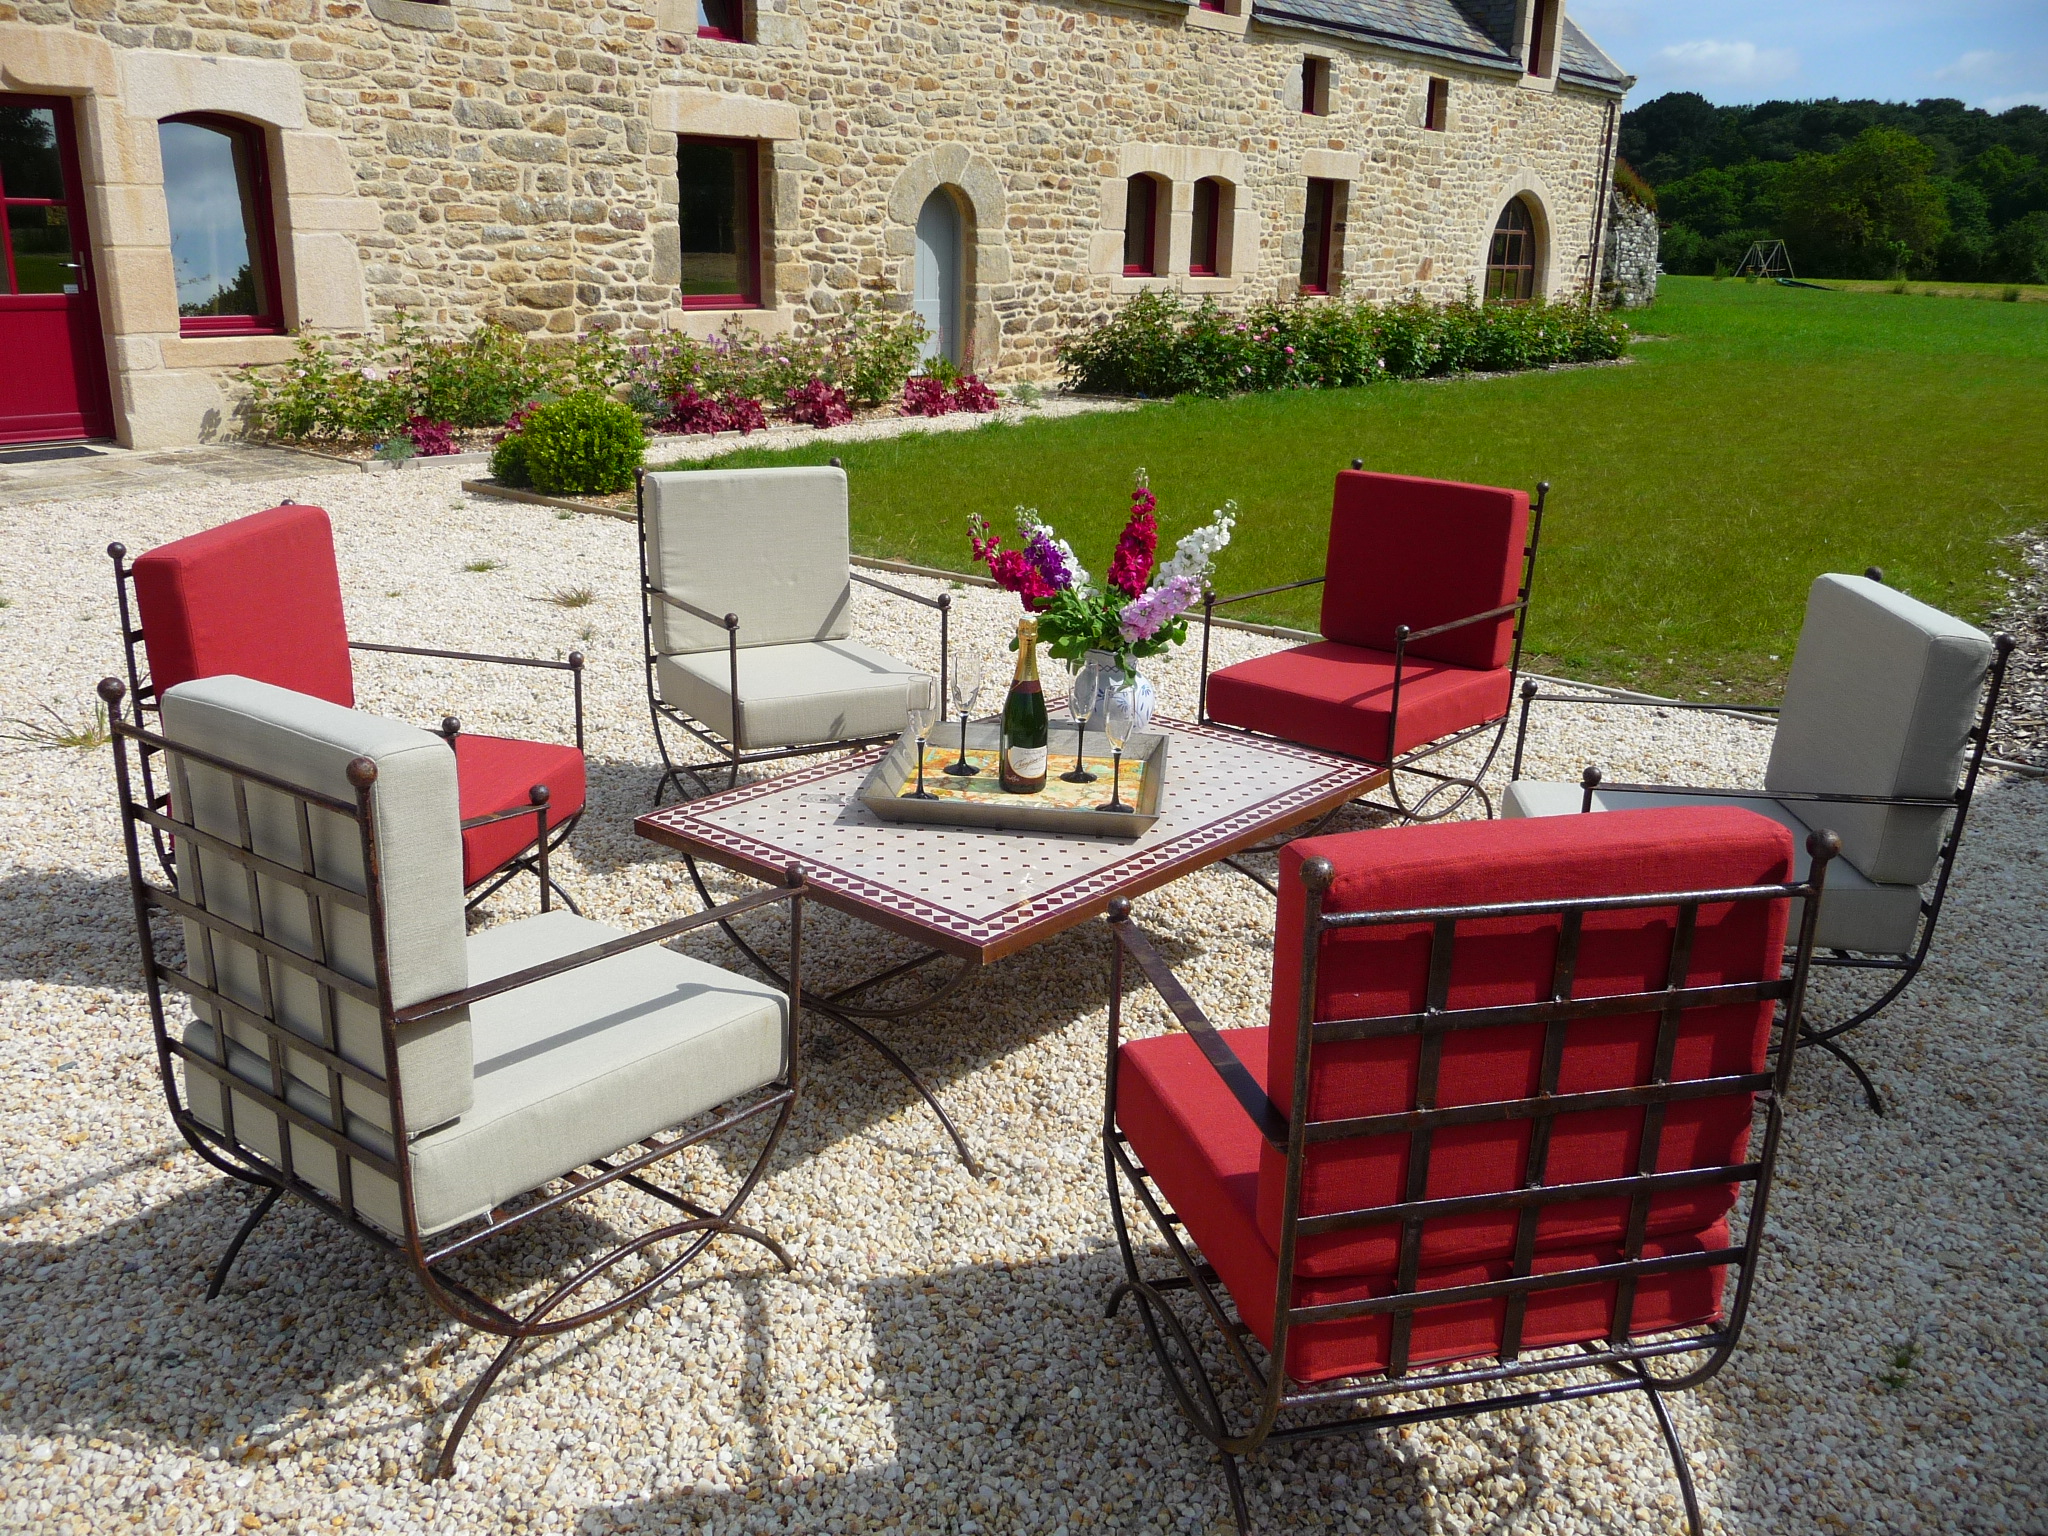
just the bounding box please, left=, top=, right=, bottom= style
left=1057, top=291, right=1632, bottom=398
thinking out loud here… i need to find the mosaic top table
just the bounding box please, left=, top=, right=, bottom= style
left=634, top=714, right=1385, bottom=1172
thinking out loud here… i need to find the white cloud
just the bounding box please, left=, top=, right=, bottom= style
left=1985, top=92, right=2048, bottom=110
left=1936, top=50, right=2008, bottom=81
left=1655, top=39, right=1801, bottom=89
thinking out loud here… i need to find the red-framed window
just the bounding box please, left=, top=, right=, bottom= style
left=1122, top=174, right=1162, bottom=277
left=1190, top=178, right=1225, bottom=277
left=0, top=96, right=93, bottom=301
left=159, top=114, right=283, bottom=337
left=1425, top=77, right=1449, bottom=131
left=679, top=137, right=761, bottom=309
left=1527, top=0, right=1558, bottom=77
left=1302, top=56, right=1330, bottom=115
left=1299, top=177, right=1338, bottom=294
left=698, top=0, right=748, bottom=42
left=1195, top=0, right=1227, bottom=12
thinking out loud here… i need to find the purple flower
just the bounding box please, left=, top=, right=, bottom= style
left=1023, top=530, right=1077, bottom=593
left=1118, top=573, right=1203, bottom=644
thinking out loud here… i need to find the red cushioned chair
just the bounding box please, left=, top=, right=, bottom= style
left=1198, top=466, right=1546, bottom=824
left=1102, top=806, right=1837, bottom=1535
left=109, top=503, right=587, bottom=912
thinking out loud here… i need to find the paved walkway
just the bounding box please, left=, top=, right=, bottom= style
left=0, top=441, right=356, bottom=508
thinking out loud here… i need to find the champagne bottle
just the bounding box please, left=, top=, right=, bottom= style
left=1000, top=616, right=1050, bottom=794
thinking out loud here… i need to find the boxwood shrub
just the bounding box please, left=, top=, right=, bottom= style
left=516, top=392, right=647, bottom=495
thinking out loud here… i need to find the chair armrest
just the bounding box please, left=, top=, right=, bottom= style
left=1205, top=574, right=1326, bottom=610
left=352, top=642, right=586, bottom=754
left=649, top=589, right=739, bottom=632
left=1397, top=597, right=1525, bottom=646
left=394, top=876, right=802, bottom=1026
left=852, top=569, right=952, bottom=612
left=1109, top=906, right=1288, bottom=1147
left=1590, top=779, right=1957, bottom=811
left=1519, top=688, right=1780, bottom=716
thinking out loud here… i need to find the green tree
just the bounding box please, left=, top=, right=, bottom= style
left=1776, top=127, right=1950, bottom=277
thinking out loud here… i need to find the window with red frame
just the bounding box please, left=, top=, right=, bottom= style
left=1122, top=174, right=1161, bottom=277
left=679, top=137, right=761, bottom=308
left=1424, top=77, right=1449, bottom=131
left=159, top=114, right=282, bottom=337
left=1194, top=0, right=1226, bottom=12
left=1301, top=56, right=1330, bottom=115
left=1299, top=177, right=1339, bottom=294
left=698, top=0, right=747, bottom=42
left=1527, top=0, right=1558, bottom=76
left=1190, top=178, right=1225, bottom=277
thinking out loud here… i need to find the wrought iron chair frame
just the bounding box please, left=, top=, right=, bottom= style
left=635, top=468, right=952, bottom=801
left=1507, top=624, right=2015, bottom=1113
left=108, top=536, right=588, bottom=914
left=1102, top=833, right=1836, bottom=1535
left=1195, top=469, right=1547, bottom=826
left=100, top=676, right=802, bottom=1477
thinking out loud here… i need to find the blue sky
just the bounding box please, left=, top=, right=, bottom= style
left=1571, top=1, right=2048, bottom=112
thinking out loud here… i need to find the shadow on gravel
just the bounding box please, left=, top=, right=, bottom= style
left=0, top=868, right=146, bottom=986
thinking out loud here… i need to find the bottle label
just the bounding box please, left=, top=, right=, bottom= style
left=1006, top=745, right=1047, bottom=779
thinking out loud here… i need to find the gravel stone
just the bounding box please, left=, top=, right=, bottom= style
left=1, top=463, right=2041, bottom=1534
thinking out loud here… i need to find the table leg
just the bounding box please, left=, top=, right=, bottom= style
left=683, top=853, right=986, bottom=1176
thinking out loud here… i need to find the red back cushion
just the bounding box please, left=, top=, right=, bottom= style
left=132, top=505, right=355, bottom=706
left=1261, top=808, right=1793, bottom=1279
left=1318, top=471, right=1529, bottom=670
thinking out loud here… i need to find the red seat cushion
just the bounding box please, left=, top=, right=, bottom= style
left=1205, top=640, right=1511, bottom=762
left=1320, top=471, right=1528, bottom=671
left=132, top=505, right=355, bottom=706
left=454, top=734, right=588, bottom=888
left=1117, top=1026, right=1734, bottom=1384
left=1263, top=808, right=1792, bottom=1280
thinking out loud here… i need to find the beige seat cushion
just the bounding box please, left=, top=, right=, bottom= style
left=657, top=638, right=932, bottom=751
left=1501, top=780, right=1924, bottom=955
left=402, top=910, right=789, bottom=1235
left=643, top=467, right=853, bottom=655
left=1766, top=574, right=1992, bottom=886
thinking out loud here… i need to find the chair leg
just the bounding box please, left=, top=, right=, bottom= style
left=205, top=1185, right=281, bottom=1300
left=436, top=1329, right=526, bottom=1480
left=1111, top=1274, right=1256, bottom=1532
left=1800, top=1024, right=1886, bottom=1115
left=1636, top=1378, right=1705, bottom=1536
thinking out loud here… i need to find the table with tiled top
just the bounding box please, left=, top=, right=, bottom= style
left=634, top=714, right=1385, bottom=1171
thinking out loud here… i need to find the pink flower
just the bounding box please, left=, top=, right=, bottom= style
left=1119, top=573, right=1202, bottom=644
left=1107, top=483, right=1158, bottom=599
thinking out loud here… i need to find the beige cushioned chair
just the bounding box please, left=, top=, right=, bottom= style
left=120, top=673, right=802, bottom=1473
left=1503, top=572, right=2011, bottom=1110
left=639, top=465, right=943, bottom=795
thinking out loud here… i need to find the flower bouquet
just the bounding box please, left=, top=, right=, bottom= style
left=967, top=470, right=1236, bottom=677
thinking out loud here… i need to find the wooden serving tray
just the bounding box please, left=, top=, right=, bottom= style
left=857, top=717, right=1168, bottom=838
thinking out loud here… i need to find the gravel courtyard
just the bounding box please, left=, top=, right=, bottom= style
left=1, top=463, right=2042, bottom=1535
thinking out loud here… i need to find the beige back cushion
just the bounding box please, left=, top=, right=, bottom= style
left=1765, top=574, right=1993, bottom=886
left=161, top=676, right=473, bottom=1141
left=643, top=466, right=854, bottom=655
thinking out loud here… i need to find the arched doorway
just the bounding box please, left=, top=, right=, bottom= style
left=913, top=187, right=964, bottom=367
left=1484, top=197, right=1539, bottom=305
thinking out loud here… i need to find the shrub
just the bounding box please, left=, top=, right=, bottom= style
left=901, top=375, right=954, bottom=416
left=1613, top=158, right=1657, bottom=212
left=952, top=374, right=1000, bottom=413
left=408, top=322, right=553, bottom=427
left=1056, top=291, right=1630, bottom=398
left=406, top=415, right=458, bottom=456
left=656, top=387, right=768, bottom=436
left=242, top=334, right=411, bottom=442
left=724, top=394, right=767, bottom=435
left=517, top=392, right=647, bottom=496
left=782, top=376, right=854, bottom=427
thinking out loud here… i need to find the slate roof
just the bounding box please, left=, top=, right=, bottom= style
left=1245, top=1, right=1632, bottom=94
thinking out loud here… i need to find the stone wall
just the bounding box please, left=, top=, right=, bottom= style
left=1602, top=188, right=1657, bottom=309
left=1, top=0, right=1623, bottom=445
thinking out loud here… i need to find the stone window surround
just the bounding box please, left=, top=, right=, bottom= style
left=885, top=145, right=1008, bottom=375
left=650, top=88, right=804, bottom=338
left=1092, top=145, right=1255, bottom=295
left=0, top=27, right=377, bottom=448
left=1183, top=0, right=1252, bottom=38
left=1471, top=172, right=1558, bottom=302
left=364, top=0, right=512, bottom=34
left=1512, top=0, right=1564, bottom=90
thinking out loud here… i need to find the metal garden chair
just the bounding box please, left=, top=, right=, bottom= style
left=1505, top=569, right=2013, bottom=1112
left=109, top=502, right=586, bottom=912
left=1102, top=805, right=1834, bottom=1534
left=102, top=672, right=803, bottom=1475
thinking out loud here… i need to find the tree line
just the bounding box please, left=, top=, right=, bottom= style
left=1618, top=93, right=2048, bottom=283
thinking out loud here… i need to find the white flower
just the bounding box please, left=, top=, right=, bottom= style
left=1152, top=500, right=1236, bottom=589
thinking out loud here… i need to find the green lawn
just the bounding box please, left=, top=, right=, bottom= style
left=666, top=279, right=2048, bottom=700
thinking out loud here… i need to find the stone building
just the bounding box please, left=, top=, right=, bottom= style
left=0, top=0, right=1629, bottom=448
left=1603, top=184, right=1657, bottom=308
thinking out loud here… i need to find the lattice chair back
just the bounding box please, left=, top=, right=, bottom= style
left=1260, top=806, right=1809, bottom=1385
left=158, top=673, right=470, bottom=1241
left=1319, top=471, right=1529, bottom=669
left=642, top=466, right=853, bottom=655
left=1765, top=572, right=1995, bottom=887
left=131, top=504, right=356, bottom=705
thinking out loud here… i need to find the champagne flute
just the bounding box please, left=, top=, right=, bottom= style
left=1061, top=660, right=1100, bottom=784
left=946, top=652, right=990, bottom=777
left=1097, top=682, right=1138, bottom=814
left=904, top=676, right=939, bottom=800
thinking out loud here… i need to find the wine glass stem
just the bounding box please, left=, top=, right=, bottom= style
left=916, top=738, right=928, bottom=797
left=1074, top=724, right=1086, bottom=775
left=956, top=715, right=971, bottom=771
left=1109, top=749, right=1123, bottom=809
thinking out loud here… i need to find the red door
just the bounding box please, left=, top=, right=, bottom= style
left=0, top=95, right=112, bottom=444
